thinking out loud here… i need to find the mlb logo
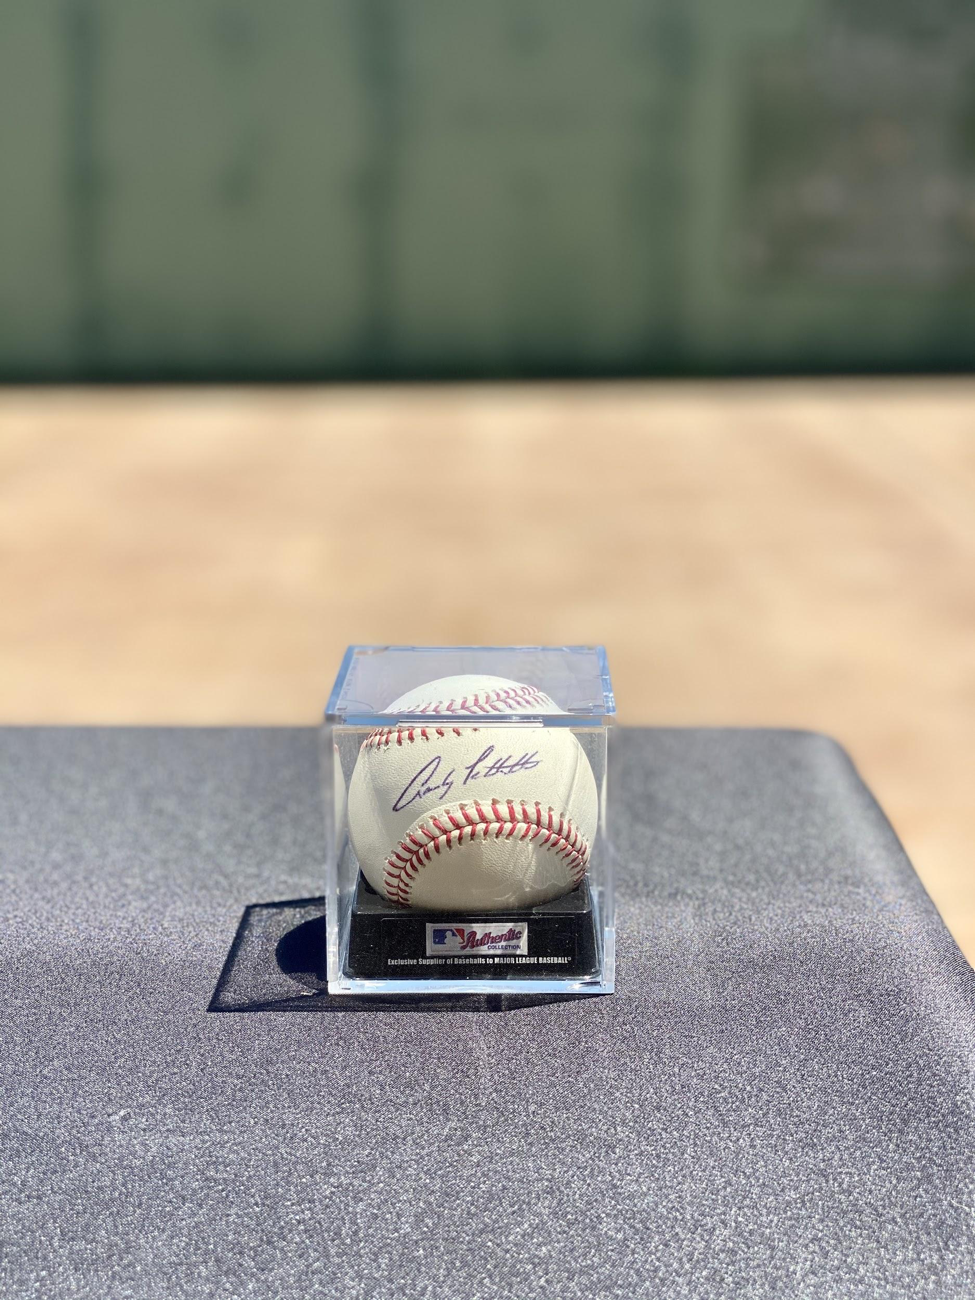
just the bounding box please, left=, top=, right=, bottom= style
left=430, top=927, right=464, bottom=947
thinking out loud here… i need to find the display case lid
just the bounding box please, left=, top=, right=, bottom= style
left=325, top=645, right=614, bottom=725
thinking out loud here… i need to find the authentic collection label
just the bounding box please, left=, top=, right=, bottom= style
left=425, top=923, right=528, bottom=956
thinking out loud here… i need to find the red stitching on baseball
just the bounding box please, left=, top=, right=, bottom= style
left=408, top=685, right=551, bottom=716
left=362, top=683, right=554, bottom=750
left=382, top=800, right=590, bottom=906
left=362, top=725, right=468, bottom=751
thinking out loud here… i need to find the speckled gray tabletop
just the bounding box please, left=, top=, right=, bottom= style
left=1, top=728, right=973, bottom=1300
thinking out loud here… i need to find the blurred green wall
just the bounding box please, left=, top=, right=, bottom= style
left=2, top=0, right=974, bottom=380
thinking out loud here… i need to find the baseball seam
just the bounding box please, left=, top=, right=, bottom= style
left=362, top=725, right=470, bottom=751
left=387, top=684, right=552, bottom=717
left=382, top=799, right=590, bottom=906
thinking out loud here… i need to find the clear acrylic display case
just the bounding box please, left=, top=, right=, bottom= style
left=322, top=646, right=616, bottom=997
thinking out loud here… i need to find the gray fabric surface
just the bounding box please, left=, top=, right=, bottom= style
left=1, top=727, right=973, bottom=1300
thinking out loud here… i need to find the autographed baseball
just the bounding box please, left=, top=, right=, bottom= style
left=347, top=674, right=598, bottom=911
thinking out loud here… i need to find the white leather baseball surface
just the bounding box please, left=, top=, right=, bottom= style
left=347, top=674, right=598, bottom=911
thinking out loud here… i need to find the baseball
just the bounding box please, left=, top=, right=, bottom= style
left=347, top=674, right=598, bottom=911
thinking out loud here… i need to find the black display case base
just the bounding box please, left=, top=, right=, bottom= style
left=345, top=873, right=598, bottom=981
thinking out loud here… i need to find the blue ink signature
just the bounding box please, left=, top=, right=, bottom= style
left=391, top=745, right=542, bottom=813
